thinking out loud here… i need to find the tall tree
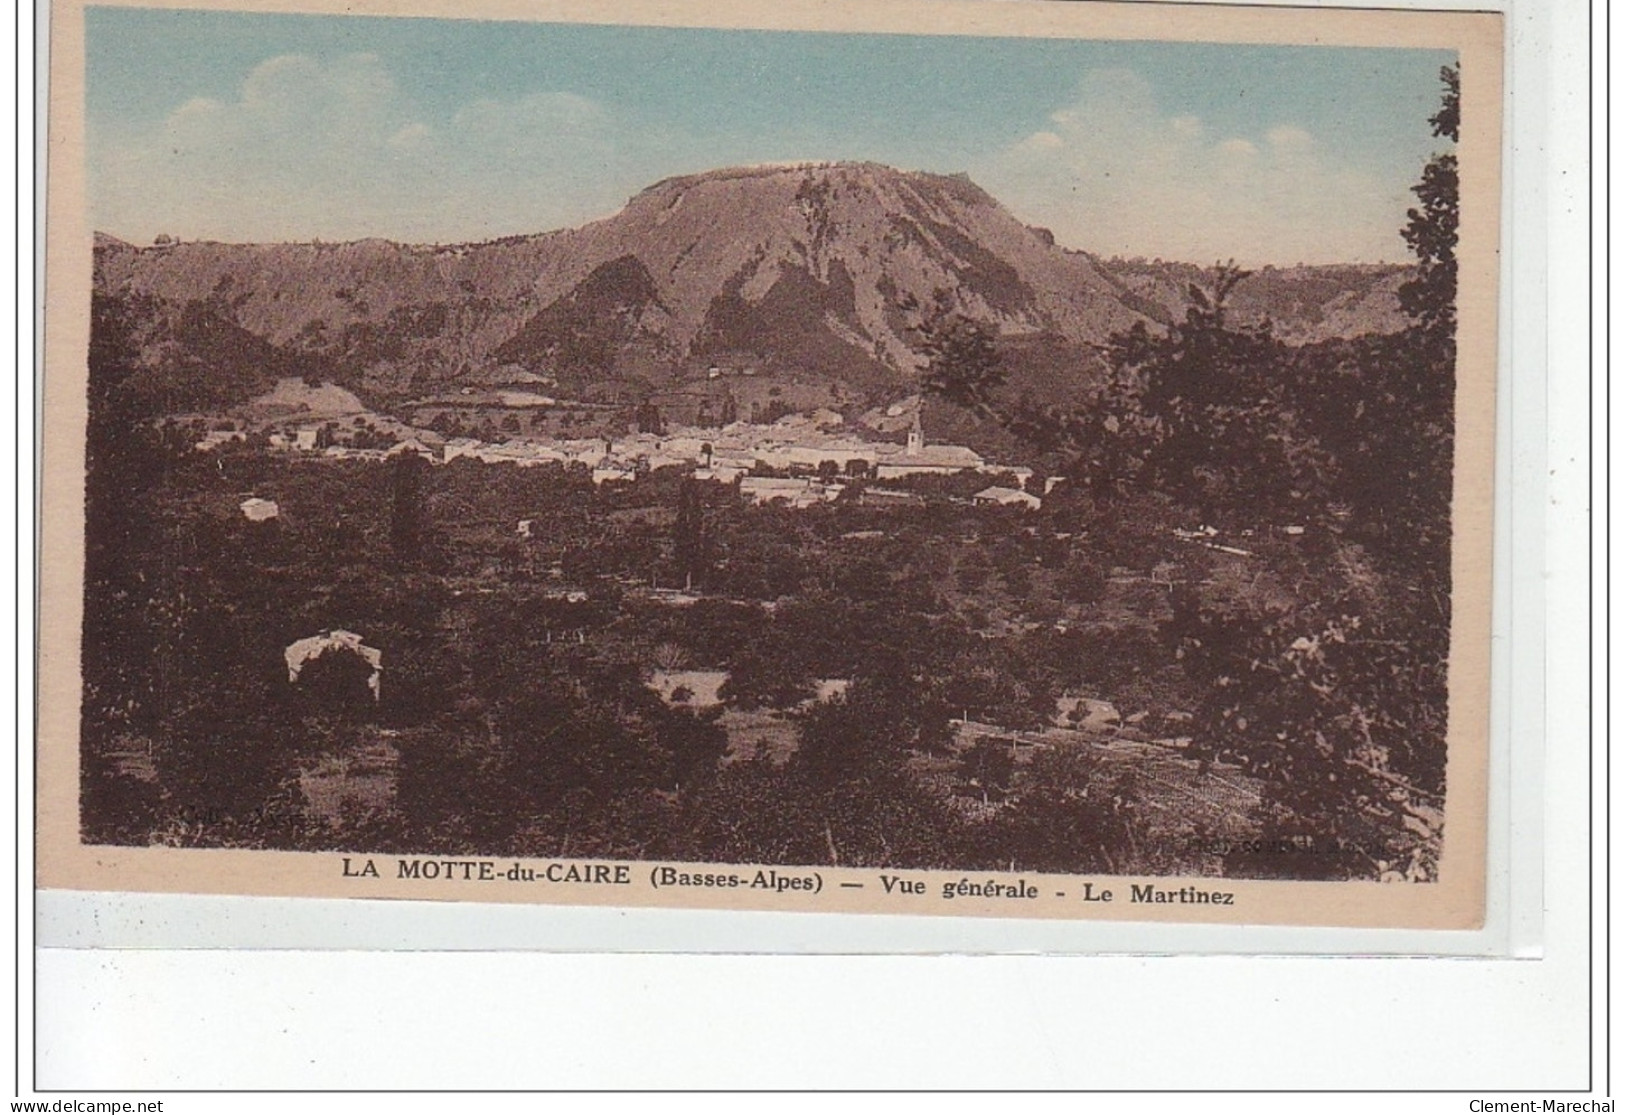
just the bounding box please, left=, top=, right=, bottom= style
left=1102, top=264, right=1304, bottom=518
left=673, top=478, right=710, bottom=591
left=905, top=289, right=1006, bottom=413
left=1173, top=67, right=1465, bottom=880
left=1398, top=64, right=1461, bottom=345
left=389, top=453, right=429, bottom=562
left=1313, top=63, right=1460, bottom=574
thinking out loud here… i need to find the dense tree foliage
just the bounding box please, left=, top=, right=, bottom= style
left=921, top=67, right=1462, bottom=879
left=1399, top=64, right=1461, bottom=345
left=905, top=289, right=1007, bottom=413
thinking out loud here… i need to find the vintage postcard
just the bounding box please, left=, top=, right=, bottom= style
left=39, top=0, right=1503, bottom=929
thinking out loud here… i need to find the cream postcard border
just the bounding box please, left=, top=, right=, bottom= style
left=38, top=0, right=1504, bottom=929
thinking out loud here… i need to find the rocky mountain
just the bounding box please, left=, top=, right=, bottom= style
left=1091, top=257, right=1410, bottom=344
left=91, top=161, right=1410, bottom=419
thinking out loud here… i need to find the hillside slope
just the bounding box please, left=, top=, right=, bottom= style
left=91, top=161, right=1410, bottom=419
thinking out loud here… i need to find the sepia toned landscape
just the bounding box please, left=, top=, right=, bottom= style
left=72, top=13, right=1470, bottom=889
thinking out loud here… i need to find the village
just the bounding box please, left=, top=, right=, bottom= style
left=186, top=378, right=1057, bottom=514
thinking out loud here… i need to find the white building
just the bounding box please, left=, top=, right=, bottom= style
left=592, top=464, right=637, bottom=485
left=972, top=485, right=1042, bottom=510
left=874, top=445, right=985, bottom=478
left=871, top=412, right=984, bottom=478
left=386, top=438, right=437, bottom=461
left=739, top=476, right=844, bottom=508
left=239, top=497, right=280, bottom=522
left=442, top=437, right=483, bottom=464
left=195, top=429, right=246, bottom=452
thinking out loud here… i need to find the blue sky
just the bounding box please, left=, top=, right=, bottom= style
left=85, top=7, right=1457, bottom=263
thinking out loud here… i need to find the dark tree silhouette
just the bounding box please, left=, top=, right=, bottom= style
left=906, top=289, right=1006, bottom=413
left=717, top=638, right=816, bottom=711
left=655, top=705, right=728, bottom=793
left=1399, top=64, right=1461, bottom=344
left=295, top=646, right=378, bottom=718
left=673, top=478, right=710, bottom=591
left=634, top=401, right=665, bottom=435
left=1313, top=63, right=1460, bottom=573
left=390, top=453, right=429, bottom=562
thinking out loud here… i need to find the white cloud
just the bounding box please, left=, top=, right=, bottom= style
left=976, top=68, right=1412, bottom=264
left=387, top=122, right=432, bottom=151
left=1018, top=130, right=1064, bottom=152
left=1266, top=125, right=1315, bottom=151
left=1169, top=115, right=1203, bottom=140
left=92, top=53, right=642, bottom=244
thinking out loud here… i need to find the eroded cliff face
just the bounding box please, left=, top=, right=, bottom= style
left=91, top=161, right=1404, bottom=415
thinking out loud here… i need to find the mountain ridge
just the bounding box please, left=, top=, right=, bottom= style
left=91, top=161, right=1410, bottom=419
